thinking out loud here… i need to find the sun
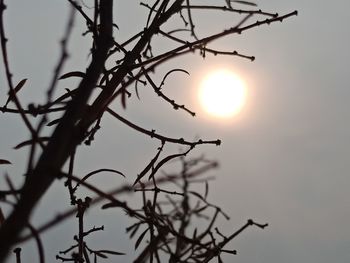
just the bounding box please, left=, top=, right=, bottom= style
left=198, top=69, right=247, bottom=118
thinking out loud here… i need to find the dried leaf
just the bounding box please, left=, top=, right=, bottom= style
left=192, top=228, right=197, bottom=240
left=193, top=205, right=208, bottom=214
left=129, top=224, right=141, bottom=239
left=232, top=0, right=257, bottom=6
left=96, top=250, right=125, bottom=256
left=0, top=159, right=11, bottom=165
left=50, top=89, right=77, bottom=105
left=5, top=78, right=28, bottom=107
left=189, top=191, right=206, bottom=202
left=14, top=137, right=50, bottom=149
left=95, top=251, right=108, bottom=258
left=99, top=71, right=110, bottom=86
left=101, top=199, right=125, bottom=209
left=46, top=118, right=61, bottom=127
left=135, top=80, right=141, bottom=100
left=204, top=181, right=209, bottom=199
left=133, top=143, right=164, bottom=186
left=12, top=79, right=27, bottom=94
left=81, top=168, right=125, bottom=183
left=135, top=228, right=149, bottom=250
left=148, top=147, right=192, bottom=180
left=59, top=71, right=85, bottom=80
left=160, top=69, right=189, bottom=87
left=121, top=89, right=127, bottom=109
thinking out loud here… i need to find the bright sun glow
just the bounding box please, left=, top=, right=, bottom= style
left=199, top=70, right=247, bottom=118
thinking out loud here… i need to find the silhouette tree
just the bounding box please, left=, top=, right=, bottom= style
left=0, top=0, right=297, bottom=262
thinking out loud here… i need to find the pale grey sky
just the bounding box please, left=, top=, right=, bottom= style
left=1, top=1, right=350, bottom=262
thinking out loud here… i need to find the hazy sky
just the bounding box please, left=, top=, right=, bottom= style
left=1, top=1, right=350, bottom=262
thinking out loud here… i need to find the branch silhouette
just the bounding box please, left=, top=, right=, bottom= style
left=0, top=0, right=297, bottom=262
left=0, top=0, right=113, bottom=260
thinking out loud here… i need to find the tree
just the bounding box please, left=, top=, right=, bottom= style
left=0, top=1, right=297, bottom=262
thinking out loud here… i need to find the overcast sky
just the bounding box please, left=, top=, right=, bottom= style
left=1, top=1, right=350, bottom=262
